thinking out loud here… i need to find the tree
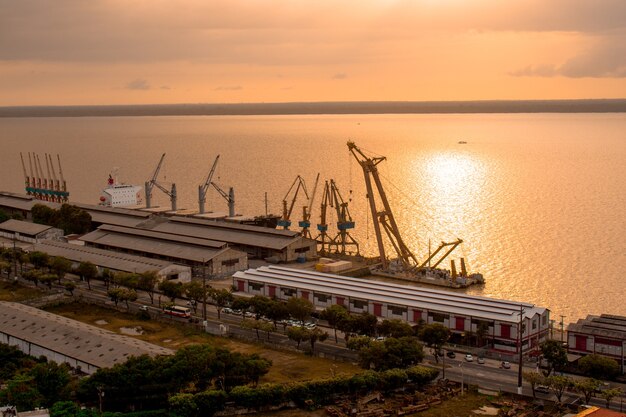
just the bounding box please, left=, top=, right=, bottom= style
left=23, top=269, right=42, bottom=286
left=248, top=295, right=272, bottom=320
left=185, top=281, right=208, bottom=313
left=352, top=313, right=378, bottom=337
left=320, top=305, right=350, bottom=343
left=545, top=375, right=572, bottom=403
left=119, top=288, right=138, bottom=310
left=287, top=326, right=309, bottom=349
left=159, top=280, right=184, bottom=302
left=113, top=271, right=139, bottom=289
left=63, top=281, right=76, bottom=296
left=0, top=374, right=43, bottom=411
left=29, top=361, right=71, bottom=406
left=377, top=319, right=414, bottom=339
left=540, top=340, right=568, bottom=376
left=107, top=288, right=124, bottom=307
left=600, top=388, right=622, bottom=409
left=286, top=297, right=314, bottom=325
left=101, top=268, right=114, bottom=289
left=265, top=299, right=290, bottom=330
left=0, top=260, right=11, bottom=278
left=169, top=393, right=198, bottom=417
left=32, top=204, right=57, bottom=226
left=523, top=371, right=545, bottom=399
left=307, top=327, right=329, bottom=353
left=0, top=208, right=9, bottom=223
left=137, top=270, right=159, bottom=304
left=212, top=289, right=235, bottom=319
left=578, top=354, right=620, bottom=380
left=573, top=378, right=601, bottom=405
left=355, top=337, right=424, bottom=371
left=57, top=204, right=92, bottom=234
left=50, top=256, right=72, bottom=284
left=28, top=251, right=50, bottom=269
left=476, top=321, right=490, bottom=347
left=75, top=261, right=97, bottom=290
left=241, top=318, right=264, bottom=340
left=39, top=273, right=58, bottom=289
left=418, top=323, right=450, bottom=363
left=347, top=335, right=373, bottom=351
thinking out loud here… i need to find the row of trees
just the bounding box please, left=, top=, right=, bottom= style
left=32, top=203, right=92, bottom=235
left=523, top=370, right=622, bottom=406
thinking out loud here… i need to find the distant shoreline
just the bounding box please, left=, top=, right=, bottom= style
left=1, top=99, right=625, bottom=117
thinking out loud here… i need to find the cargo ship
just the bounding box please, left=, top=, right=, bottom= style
left=99, top=174, right=143, bottom=208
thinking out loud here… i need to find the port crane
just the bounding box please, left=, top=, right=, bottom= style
left=198, top=155, right=220, bottom=214
left=145, top=153, right=177, bottom=211
left=298, top=173, right=320, bottom=238
left=278, top=175, right=309, bottom=230
left=327, top=179, right=359, bottom=255
left=210, top=181, right=236, bottom=217
left=347, top=141, right=471, bottom=278
left=315, top=181, right=332, bottom=253
left=20, top=152, right=69, bottom=202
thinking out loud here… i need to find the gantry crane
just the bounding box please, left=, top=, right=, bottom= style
left=298, top=173, right=320, bottom=238
left=211, top=182, right=235, bottom=217
left=315, top=180, right=333, bottom=253
left=198, top=155, right=220, bottom=214
left=327, top=179, right=359, bottom=255
left=145, top=153, right=177, bottom=211
left=277, top=175, right=309, bottom=230
left=19, top=153, right=31, bottom=195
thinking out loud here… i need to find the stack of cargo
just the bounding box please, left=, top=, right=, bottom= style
left=315, top=259, right=352, bottom=273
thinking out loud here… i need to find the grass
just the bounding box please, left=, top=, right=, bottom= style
left=417, top=391, right=491, bottom=417
left=44, top=302, right=360, bottom=384
left=0, top=279, right=44, bottom=301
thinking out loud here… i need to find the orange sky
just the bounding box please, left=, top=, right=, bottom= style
left=0, top=0, right=624, bottom=106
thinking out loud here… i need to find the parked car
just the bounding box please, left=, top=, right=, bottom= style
left=477, top=357, right=485, bottom=364
left=139, top=305, right=149, bottom=312
left=446, top=351, right=456, bottom=359
left=464, top=354, right=473, bottom=362
left=500, top=361, right=511, bottom=369
left=535, top=385, right=550, bottom=394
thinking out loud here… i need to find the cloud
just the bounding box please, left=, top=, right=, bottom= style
left=125, top=79, right=150, bottom=90
left=214, top=85, right=242, bottom=91
left=510, top=35, right=626, bottom=78
left=332, top=73, right=347, bottom=80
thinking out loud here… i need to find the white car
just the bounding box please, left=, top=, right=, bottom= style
left=465, top=354, right=473, bottom=362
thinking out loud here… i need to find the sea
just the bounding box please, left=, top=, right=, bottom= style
left=1, top=113, right=625, bottom=324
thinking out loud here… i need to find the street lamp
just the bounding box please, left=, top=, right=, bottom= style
left=459, top=363, right=464, bottom=395
left=518, top=304, right=525, bottom=395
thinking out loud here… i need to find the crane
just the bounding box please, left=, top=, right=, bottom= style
left=211, top=182, right=235, bottom=217
left=327, top=179, right=359, bottom=255
left=315, top=181, right=332, bottom=253
left=277, top=175, right=309, bottom=229
left=19, top=153, right=31, bottom=195
left=198, top=155, right=220, bottom=214
left=56, top=154, right=69, bottom=202
left=347, top=141, right=419, bottom=270
left=145, top=153, right=177, bottom=211
left=298, top=173, right=320, bottom=238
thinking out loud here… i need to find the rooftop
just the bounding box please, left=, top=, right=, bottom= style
left=0, top=219, right=56, bottom=236
left=568, top=314, right=626, bottom=340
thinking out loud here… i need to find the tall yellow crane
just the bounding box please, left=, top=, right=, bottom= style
left=299, top=173, right=320, bottom=238
left=278, top=175, right=309, bottom=230
left=327, top=179, right=359, bottom=255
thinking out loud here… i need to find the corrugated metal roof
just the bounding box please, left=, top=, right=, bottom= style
left=31, top=240, right=186, bottom=274
left=0, top=192, right=59, bottom=211
left=152, top=217, right=309, bottom=250
left=568, top=314, right=626, bottom=340
left=234, top=266, right=547, bottom=323
left=80, top=228, right=238, bottom=263
left=98, top=224, right=227, bottom=248
left=0, top=219, right=55, bottom=236
left=0, top=301, right=173, bottom=369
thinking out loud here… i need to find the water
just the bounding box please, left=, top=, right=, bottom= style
left=1, top=113, right=625, bottom=323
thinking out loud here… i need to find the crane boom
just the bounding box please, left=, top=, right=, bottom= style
left=211, top=182, right=235, bottom=217
left=315, top=180, right=332, bottom=253
left=299, top=173, right=320, bottom=238
left=145, top=153, right=177, bottom=210
left=19, top=153, right=30, bottom=193
left=278, top=175, right=309, bottom=229
left=327, top=179, right=359, bottom=255
left=198, top=155, right=220, bottom=214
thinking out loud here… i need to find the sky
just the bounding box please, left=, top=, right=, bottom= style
left=0, top=0, right=625, bottom=106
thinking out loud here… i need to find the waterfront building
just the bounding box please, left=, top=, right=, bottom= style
left=0, top=219, right=63, bottom=243
left=567, top=314, right=626, bottom=374
left=233, top=265, right=550, bottom=355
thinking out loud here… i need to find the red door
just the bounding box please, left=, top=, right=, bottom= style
left=455, top=317, right=465, bottom=331
left=412, top=309, right=422, bottom=322
left=268, top=285, right=276, bottom=298
left=373, top=303, right=382, bottom=317
left=237, top=280, right=245, bottom=292
left=575, top=335, right=587, bottom=351
left=301, top=291, right=309, bottom=300
left=501, top=324, right=511, bottom=339
left=336, top=297, right=345, bottom=306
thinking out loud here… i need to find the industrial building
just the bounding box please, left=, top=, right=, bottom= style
left=80, top=224, right=247, bottom=278
left=0, top=219, right=63, bottom=243
left=567, top=314, right=626, bottom=374
left=233, top=266, right=550, bottom=355
left=149, top=216, right=317, bottom=262
left=30, top=240, right=192, bottom=282
left=0, top=301, right=173, bottom=375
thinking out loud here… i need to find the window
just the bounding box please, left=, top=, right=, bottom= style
left=249, top=282, right=264, bottom=291
left=314, top=293, right=330, bottom=303
left=352, top=299, right=368, bottom=309
left=281, top=287, right=296, bottom=297
left=295, top=246, right=312, bottom=253
left=532, top=320, right=537, bottom=330
left=389, top=306, right=406, bottom=316
left=429, top=312, right=449, bottom=323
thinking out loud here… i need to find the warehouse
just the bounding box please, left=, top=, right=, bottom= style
left=0, top=301, right=173, bottom=375
left=233, top=266, right=550, bottom=355
left=30, top=240, right=192, bottom=282
left=148, top=216, right=317, bottom=262
left=567, top=314, right=626, bottom=374
left=80, top=224, right=247, bottom=278
left=0, top=219, right=63, bottom=243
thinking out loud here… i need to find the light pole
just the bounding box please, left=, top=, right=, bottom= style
left=560, top=315, right=566, bottom=343
left=459, top=363, right=464, bottom=395
left=518, top=304, right=524, bottom=395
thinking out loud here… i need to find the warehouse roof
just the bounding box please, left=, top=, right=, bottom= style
left=74, top=203, right=152, bottom=228
left=150, top=216, right=308, bottom=250
left=568, top=314, right=626, bottom=340
left=0, top=219, right=56, bottom=236
left=80, top=225, right=236, bottom=263
left=234, top=266, right=546, bottom=323
left=31, top=240, right=183, bottom=274
left=0, top=192, right=58, bottom=211
left=0, top=301, right=173, bottom=369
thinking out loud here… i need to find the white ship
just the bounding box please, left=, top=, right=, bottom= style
left=99, top=173, right=143, bottom=208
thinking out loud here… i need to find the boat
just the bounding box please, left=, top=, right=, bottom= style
left=99, top=173, right=143, bottom=208
left=458, top=140, right=467, bottom=144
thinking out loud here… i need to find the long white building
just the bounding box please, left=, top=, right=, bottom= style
left=233, top=266, right=550, bottom=355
